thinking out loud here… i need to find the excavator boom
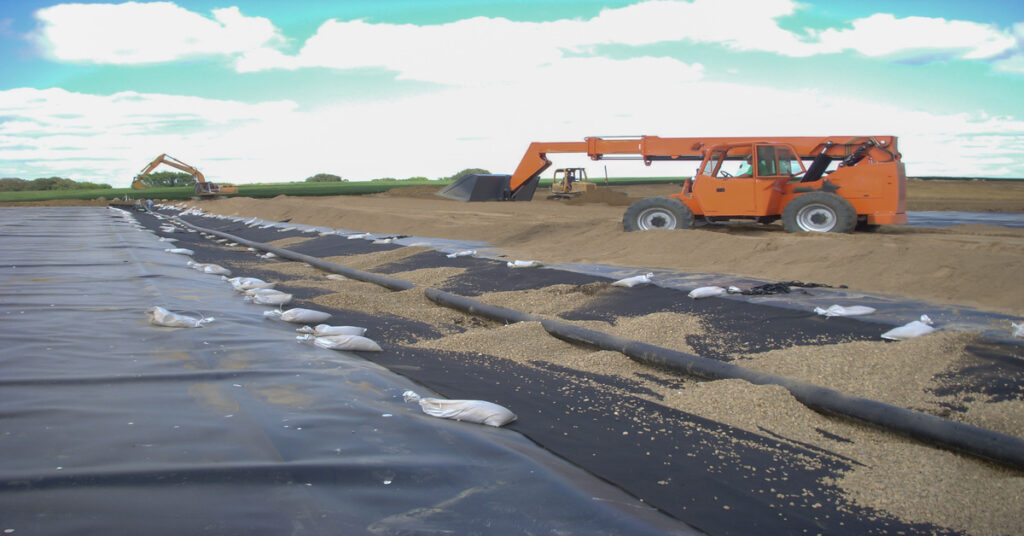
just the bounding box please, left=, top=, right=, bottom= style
left=131, top=154, right=237, bottom=197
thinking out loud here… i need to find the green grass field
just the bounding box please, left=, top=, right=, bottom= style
left=0, top=177, right=685, bottom=203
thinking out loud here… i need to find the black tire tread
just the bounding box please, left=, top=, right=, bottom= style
left=622, top=197, right=694, bottom=232
left=782, top=192, right=857, bottom=233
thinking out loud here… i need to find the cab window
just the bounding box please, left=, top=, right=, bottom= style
left=754, top=145, right=803, bottom=177
left=756, top=146, right=777, bottom=176
left=700, top=151, right=724, bottom=176
left=712, top=146, right=754, bottom=178
left=776, top=146, right=802, bottom=177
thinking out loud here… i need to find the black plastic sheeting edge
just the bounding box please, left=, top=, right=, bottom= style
left=174, top=216, right=415, bottom=291
left=176, top=216, right=1024, bottom=472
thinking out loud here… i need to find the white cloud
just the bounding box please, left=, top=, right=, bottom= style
left=234, top=0, right=818, bottom=80
left=3, top=72, right=1022, bottom=184
left=9, top=2, right=1023, bottom=182
left=36, top=1, right=1019, bottom=77
left=813, top=13, right=1018, bottom=60
left=34, top=2, right=282, bottom=64
left=994, top=23, right=1024, bottom=74
left=0, top=88, right=298, bottom=181
left=233, top=0, right=1019, bottom=82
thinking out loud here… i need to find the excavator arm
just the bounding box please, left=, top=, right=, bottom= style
left=132, top=154, right=207, bottom=189
left=130, top=154, right=236, bottom=197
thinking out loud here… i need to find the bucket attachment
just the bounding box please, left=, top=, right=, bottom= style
left=437, top=174, right=538, bottom=202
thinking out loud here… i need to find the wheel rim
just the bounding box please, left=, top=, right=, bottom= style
left=795, top=203, right=837, bottom=232
left=636, top=207, right=677, bottom=230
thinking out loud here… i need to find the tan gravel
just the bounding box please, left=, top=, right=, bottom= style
left=221, top=226, right=1024, bottom=535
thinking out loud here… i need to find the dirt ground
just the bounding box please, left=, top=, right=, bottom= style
left=170, top=179, right=1024, bottom=316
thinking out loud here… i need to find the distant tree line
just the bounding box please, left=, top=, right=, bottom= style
left=0, top=177, right=112, bottom=191
left=304, top=169, right=490, bottom=183
left=305, top=173, right=346, bottom=182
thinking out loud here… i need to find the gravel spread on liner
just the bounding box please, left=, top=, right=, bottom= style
left=324, top=246, right=433, bottom=270
left=237, top=251, right=1023, bottom=535
left=265, top=235, right=315, bottom=248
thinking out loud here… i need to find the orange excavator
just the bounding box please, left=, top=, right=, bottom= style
left=131, top=154, right=238, bottom=198
left=438, top=135, right=906, bottom=233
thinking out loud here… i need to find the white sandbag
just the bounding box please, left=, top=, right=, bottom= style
left=346, top=233, right=369, bottom=240
left=205, top=266, right=230, bottom=276
left=507, top=260, right=541, bottom=268
left=326, top=274, right=348, bottom=281
left=164, top=248, right=194, bottom=255
left=612, top=272, right=654, bottom=288
left=245, top=288, right=282, bottom=296
left=226, top=277, right=275, bottom=291
left=446, top=250, right=476, bottom=258
left=147, top=306, right=213, bottom=328
left=688, top=286, right=726, bottom=299
left=1013, top=322, right=1024, bottom=338
left=264, top=307, right=332, bottom=324
left=882, top=315, right=935, bottom=341
left=403, top=391, right=516, bottom=427
left=297, top=334, right=382, bottom=351
left=814, top=305, right=877, bottom=318
left=296, top=324, right=366, bottom=337
left=260, top=252, right=277, bottom=259
left=243, top=289, right=292, bottom=306
left=187, top=261, right=231, bottom=276
left=372, top=238, right=394, bottom=244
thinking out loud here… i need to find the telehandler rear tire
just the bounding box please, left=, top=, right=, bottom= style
left=623, top=197, right=693, bottom=231
left=782, top=192, right=856, bottom=233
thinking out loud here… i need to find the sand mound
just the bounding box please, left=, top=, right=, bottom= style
left=564, top=187, right=634, bottom=206
left=180, top=182, right=1024, bottom=314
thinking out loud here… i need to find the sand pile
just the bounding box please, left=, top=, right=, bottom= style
left=189, top=182, right=1024, bottom=314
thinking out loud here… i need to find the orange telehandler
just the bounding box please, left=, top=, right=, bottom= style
left=438, top=135, right=906, bottom=233
left=131, top=154, right=238, bottom=198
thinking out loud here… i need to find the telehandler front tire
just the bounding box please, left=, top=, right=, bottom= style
left=623, top=197, right=693, bottom=232
left=782, top=192, right=856, bottom=233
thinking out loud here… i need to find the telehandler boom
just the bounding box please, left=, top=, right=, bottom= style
left=132, top=154, right=238, bottom=198
left=438, top=135, right=906, bottom=233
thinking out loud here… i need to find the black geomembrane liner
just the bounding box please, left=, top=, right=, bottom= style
left=137, top=209, right=1004, bottom=534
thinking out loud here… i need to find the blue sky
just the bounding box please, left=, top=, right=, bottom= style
left=2, top=0, right=1023, bottom=186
